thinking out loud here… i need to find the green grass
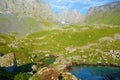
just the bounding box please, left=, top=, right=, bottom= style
left=43, top=56, right=56, bottom=65
left=0, top=34, right=15, bottom=45
left=24, top=25, right=120, bottom=65
left=27, top=30, right=59, bottom=38
left=1, top=25, right=120, bottom=64
left=14, top=72, right=31, bottom=80
left=40, top=19, right=56, bottom=27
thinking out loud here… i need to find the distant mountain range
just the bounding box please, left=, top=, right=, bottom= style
left=0, top=0, right=120, bottom=34
left=58, top=1, right=120, bottom=25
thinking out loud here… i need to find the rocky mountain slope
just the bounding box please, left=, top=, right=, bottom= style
left=58, top=1, right=120, bottom=25
left=85, top=1, right=120, bottom=25
left=58, top=9, right=85, bottom=24
left=0, top=0, right=56, bottom=21
left=0, top=0, right=57, bottom=34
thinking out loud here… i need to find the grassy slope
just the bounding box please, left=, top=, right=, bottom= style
left=0, top=34, right=15, bottom=56
left=85, top=7, right=120, bottom=25
left=0, top=25, right=120, bottom=63
left=0, top=25, right=120, bottom=80
left=0, top=14, right=56, bottom=34
left=0, top=34, right=15, bottom=45
left=28, top=26, right=120, bottom=49
left=1, top=25, right=117, bottom=65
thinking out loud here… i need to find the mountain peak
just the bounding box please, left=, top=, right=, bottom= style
left=58, top=9, right=84, bottom=24
left=72, top=9, right=79, bottom=15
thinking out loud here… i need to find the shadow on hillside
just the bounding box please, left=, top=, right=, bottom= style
left=0, top=63, right=36, bottom=80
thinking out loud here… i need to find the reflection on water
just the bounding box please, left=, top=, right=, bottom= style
left=70, top=65, right=120, bottom=80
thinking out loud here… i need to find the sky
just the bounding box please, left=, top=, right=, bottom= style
left=41, top=0, right=120, bottom=14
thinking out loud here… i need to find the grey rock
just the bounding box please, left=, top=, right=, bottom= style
left=0, top=53, right=17, bottom=72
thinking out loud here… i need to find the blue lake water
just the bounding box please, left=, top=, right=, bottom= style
left=70, top=65, right=120, bottom=80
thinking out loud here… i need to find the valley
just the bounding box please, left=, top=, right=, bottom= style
left=0, top=0, right=120, bottom=80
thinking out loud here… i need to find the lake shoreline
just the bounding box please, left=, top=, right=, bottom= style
left=66, top=62, right=120, bottom=71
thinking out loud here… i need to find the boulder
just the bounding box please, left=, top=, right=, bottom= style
left=31, top=65, right=38, bottom=71
left=0, top=53, right=17, bottom=72
left=30, top=67, right=79, bottom=80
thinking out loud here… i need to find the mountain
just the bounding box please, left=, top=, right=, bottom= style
left=85, top=2, right=120, bottom=25
left=0, top=0, right=56, bottom=21
left=58, top=9, right=85, bottom=24
left=0, top=0, right=57, bottom=34
left=0, top=1, right=120, bottom=34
